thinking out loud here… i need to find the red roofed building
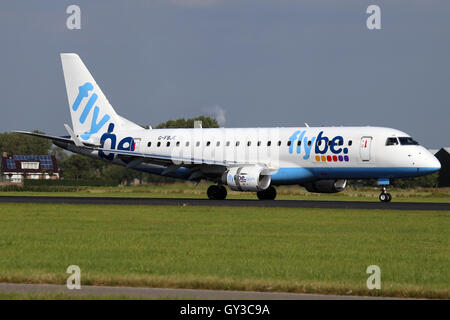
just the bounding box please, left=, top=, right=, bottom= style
left=1, top=152, right=60, bottom=183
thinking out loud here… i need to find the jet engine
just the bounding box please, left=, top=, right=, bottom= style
left=222, top=166, right=271, bottom=192
left=303, top=179, right=347, bottom=193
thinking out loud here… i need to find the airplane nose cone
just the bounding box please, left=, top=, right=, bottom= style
left=423, top=154, right=441, bottom=174
left=431, top=155, right=441, bottom=171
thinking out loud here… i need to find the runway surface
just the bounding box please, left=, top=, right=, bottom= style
left=0, top=195, right=449, bottom=210
left=0, top=283, right=401, bottom=300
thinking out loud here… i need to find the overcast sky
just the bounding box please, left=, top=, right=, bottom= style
left=1, top=0, right=449, bottom=148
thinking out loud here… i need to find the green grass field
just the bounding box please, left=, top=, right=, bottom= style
left=0, top=203, right=448, bottom=298
left=0, top=292, right=143, bottom=300
left=1, top=183, right=450, bottom=203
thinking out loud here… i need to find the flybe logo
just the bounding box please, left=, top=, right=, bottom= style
left=288, top=130, right=349, bottom=162
left=98, top=123, right=136, bottom=161
left=72, top=82, right=111, bottom=140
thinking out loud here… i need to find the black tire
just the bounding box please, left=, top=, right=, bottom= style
left=217, top=185, right=227, bottom=200
left=207, top=185, right=219, bottom=200
left=379, top=193, right=387, bottom=202
left=385, top=193, right=392, bottom=202
left=257, top=186, right=277, bottom=200
left=207, top=185, right=227, bottom=200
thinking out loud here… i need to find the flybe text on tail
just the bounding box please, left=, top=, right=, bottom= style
left=72, top=82, right=111, bottom=140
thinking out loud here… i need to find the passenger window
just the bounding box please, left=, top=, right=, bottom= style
left=206, top=141, right=211, bottom=146
left=307, top=141, right=311, bottom=146
left=226, top=141, right=230, bottom=147
left=147, top=142, right=151, bottom=147
left=236, top=141, right=240, bottom=147
left=185, top=141, right=189, bottom=147
left=386, top=137, right=399, bottom=146
left=278, top=141, right=281, bottom=146
left=216, top=141, right=220, bottom=147
left=287, top=141, right=291, bottom=146
left=166, top=142, right=170, bottom=147
left=196, top=141, right=200, bottom=147
left=267, top=141, right=271, bottom=146
left=176, top=141, right=180, bottom=147
left=297, top=140, right=301, bottom=146
left=157, top=142, right=161, bottom=147
left=257, top=141, right=261, bottom=147
left=348, top=140, right=352, bottom=146
left=247, top=141, right=251, bottom=147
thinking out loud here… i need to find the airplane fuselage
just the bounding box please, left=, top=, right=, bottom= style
left=58, top=125, right=441, bottom=185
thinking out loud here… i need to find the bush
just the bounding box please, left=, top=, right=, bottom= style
left=0, top=185, right=82, bottom=192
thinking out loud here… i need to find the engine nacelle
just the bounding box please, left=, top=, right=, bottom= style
left=222, top=166, right=271, bottom=192
left=304, top=179, right=347, bottom=193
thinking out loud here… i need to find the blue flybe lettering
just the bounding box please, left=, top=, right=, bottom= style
left=289, top=130, right=348, bottom=160
left=296, top=131, right=305, bottom=154
left=288, top=130, right=300, bottom=154
left=79, top=93, right=97, bottom=124
left=303, top=136, right=316, bottom=160
left=72, top=83, right=93, bottom=111
left=99, top=123, right=136, bottom=161
left=72, top=82, right=111, bottom=140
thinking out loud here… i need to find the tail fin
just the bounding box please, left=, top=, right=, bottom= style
left=60, top=53, right=141, bottom=143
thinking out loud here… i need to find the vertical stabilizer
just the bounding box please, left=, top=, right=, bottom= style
left=60, top=53, right=141, bottom=143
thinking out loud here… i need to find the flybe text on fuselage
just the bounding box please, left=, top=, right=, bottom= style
left=288, top=130, right=349, bottom=162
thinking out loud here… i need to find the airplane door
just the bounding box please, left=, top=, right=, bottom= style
left=360, top=137, right=372, bottom=161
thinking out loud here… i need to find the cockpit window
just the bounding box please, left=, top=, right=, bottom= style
left=385, top=137, right=399, bottom=146
left=399, top=137, right=419, bottom=145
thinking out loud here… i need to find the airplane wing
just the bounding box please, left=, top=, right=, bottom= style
left=14, top=130, right=266, bottom=180
left=95, top=147, right=259, bottom=180
left=96, top=147, right=235, bottom=167
left=13, top=130, right=100, bottom=148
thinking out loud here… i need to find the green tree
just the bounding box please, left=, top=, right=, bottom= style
left=0, top=131, right=52, bottom=155
left=155, top=116, right=219, bottom=129
left=59, top=154, right=100, bottom=180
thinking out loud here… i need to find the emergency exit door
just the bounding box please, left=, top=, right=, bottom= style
left=360, top=137, right=372, bottom=161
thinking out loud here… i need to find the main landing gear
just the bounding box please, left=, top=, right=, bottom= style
left=257, top=186, right=277, bottom=200
left=206, top=185, right=277, bottom=200
left=207, top=185, right=227, bottom=200
left=379, top=186, right=392, bottom=203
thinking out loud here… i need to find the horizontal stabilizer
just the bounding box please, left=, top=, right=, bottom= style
left=13, top=130, right=99, bottom=148
left=64, top=124, right=84, bottom=147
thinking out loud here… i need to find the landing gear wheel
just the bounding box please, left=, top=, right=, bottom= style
left=379, top=187, right=392, bottom=203
left=257, top=186, right=277, bottom=200
left=207, top=185, right=227, bottom=200
left=385, top=193, right=392, bottom=202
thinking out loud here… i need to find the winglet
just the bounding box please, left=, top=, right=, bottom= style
left=64, top=124, right=84, bottom=147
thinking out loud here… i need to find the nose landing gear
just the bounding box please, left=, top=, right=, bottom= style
left=379, top=186, right=392, bottom=202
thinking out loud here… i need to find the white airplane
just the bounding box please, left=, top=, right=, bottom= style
left=16, top=53, right=441, bottom=202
